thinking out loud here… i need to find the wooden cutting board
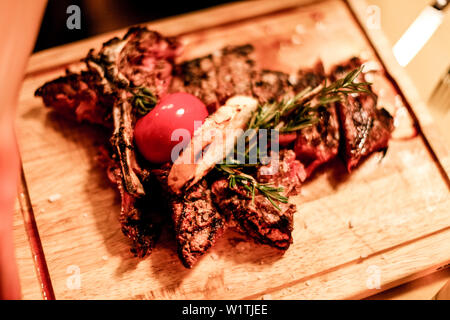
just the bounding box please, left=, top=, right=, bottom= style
left=14, top=0, right=450, bottom=300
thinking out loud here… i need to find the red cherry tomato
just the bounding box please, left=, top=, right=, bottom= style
left=134, top=92, right=208, bottom=163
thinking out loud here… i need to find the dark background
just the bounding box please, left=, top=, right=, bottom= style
left=34, top=0, right=236, bottom=52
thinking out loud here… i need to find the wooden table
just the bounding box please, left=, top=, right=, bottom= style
left=14, top=0, right=450, bottom=300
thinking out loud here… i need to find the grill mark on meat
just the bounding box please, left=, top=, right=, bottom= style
left=330, top=58, right=394, bottom=171
left=153, top=165, right=226, bottom=268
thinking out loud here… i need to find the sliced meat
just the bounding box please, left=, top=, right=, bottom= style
left=336, top=94, right=394, bottom=171
left=113, top=168, right=163, bottom=257
left=294, top=105, right=340, bottom=177
left=330, top=58, right=394, bottom=171
left=35, top=70, right=114, bottom=126
left=211, top=179, right=295, bottom=250
left=251, top=70, right=294, bottom=103
left=212, top=150, right=303, bottom=250
left=215, top=44, right=255, bottom=104
left=294, top=60, right=326, bottom=93
left=170, top=54, right=219, bottom=113
left=257, top=150, right=307, bottom=196
left=293, top=61, right=340, bottom=177
left=154, top=166, right=226, bottom=268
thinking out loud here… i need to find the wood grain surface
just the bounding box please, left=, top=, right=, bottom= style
left=14, top=0, right=450, bottom=299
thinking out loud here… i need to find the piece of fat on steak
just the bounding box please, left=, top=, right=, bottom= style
left=212, top=150, right=304, bottom=250
left=330, top=57, right=394, bottom=171
left=153, top=165, right=226, bottom=268
left=293, top=61, right=340, bottom=177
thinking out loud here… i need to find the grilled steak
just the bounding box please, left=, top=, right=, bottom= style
left=171, top=44, right=256, bottom=113
left=336, top=94, right=394, bottom=171
left=35, top=27, right=181, bottom=256
left=35, top=70, right=114, bottom=126
left=294, top=60, right=326, bottom=93
left=211, top=181, right=295, bottom=250
left=212, top=150, right=303, bottom=250
left=293, top=61, right=340, bottom=177
left=330, top=58, right=394, bottom=171
left=170, top=54, right=220, bottom=113
left=251, top=70, right=294, bottom=103
left=113, top=167, right=164, bottom=257
left=215, top=45, right=255, bottom=104
left=153, top=165, right=226, bottom=268
left=257, top=150, right=307, bottom=196
left=35, top=24, right=395, bottom=268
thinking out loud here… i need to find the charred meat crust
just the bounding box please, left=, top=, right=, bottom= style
left=113, top=167, right=163, bottom=257
left=34, top=70, right=115, bottom=126
left=215, top=44, right=255, bottom=104
left=153, top=166, right=226, bottom=268
left=330, top=58, right=394, bottom=171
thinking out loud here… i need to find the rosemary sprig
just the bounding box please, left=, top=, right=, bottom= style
left=216, top=164, right=288, bottom=210
left=248, top=87, right=316, bottom=131
left=317, top=67, right=376, bottom=106
left=132, top=86, right=158, bottom=116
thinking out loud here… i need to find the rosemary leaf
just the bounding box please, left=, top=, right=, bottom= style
left=132, top=86, right=158, bottom=116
